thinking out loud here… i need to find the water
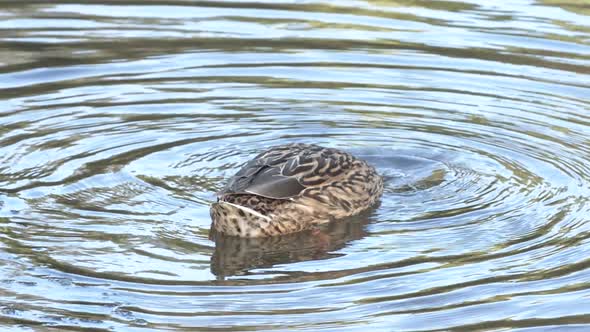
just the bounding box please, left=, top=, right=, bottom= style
left=1, top=0, right=589, bottom=330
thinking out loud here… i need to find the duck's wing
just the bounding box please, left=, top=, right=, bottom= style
left=220, top=144, right=355, bottom=199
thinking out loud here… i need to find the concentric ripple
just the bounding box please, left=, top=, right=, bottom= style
left=1, top=0, right=590, bottom=331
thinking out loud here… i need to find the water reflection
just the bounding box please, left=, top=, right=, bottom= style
left=211, top=215, right=370, bottom=278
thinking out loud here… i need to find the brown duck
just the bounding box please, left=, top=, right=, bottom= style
left=210, top=143, right=383, bottom=237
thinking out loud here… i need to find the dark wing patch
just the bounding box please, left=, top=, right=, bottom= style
left=243, top=166, right=306, bottom=198
left=220, top=157, right=306, bottom=199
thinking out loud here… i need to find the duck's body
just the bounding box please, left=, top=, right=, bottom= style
left=210, top=143, right=383, bottom=237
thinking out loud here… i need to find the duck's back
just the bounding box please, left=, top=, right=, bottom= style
left=219, top=143, right=356, bottom=199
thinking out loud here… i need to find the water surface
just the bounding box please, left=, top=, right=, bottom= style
left=1, top=0, right=590, bottom=331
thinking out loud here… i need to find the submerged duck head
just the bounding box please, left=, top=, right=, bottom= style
left=210, top=143, right=383, bottom=237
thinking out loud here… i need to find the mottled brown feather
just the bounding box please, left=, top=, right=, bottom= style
left=210, top=143, right=383, bottom=237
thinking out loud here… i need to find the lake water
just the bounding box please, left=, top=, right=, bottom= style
left=1, top=0, right=590, bottom=331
